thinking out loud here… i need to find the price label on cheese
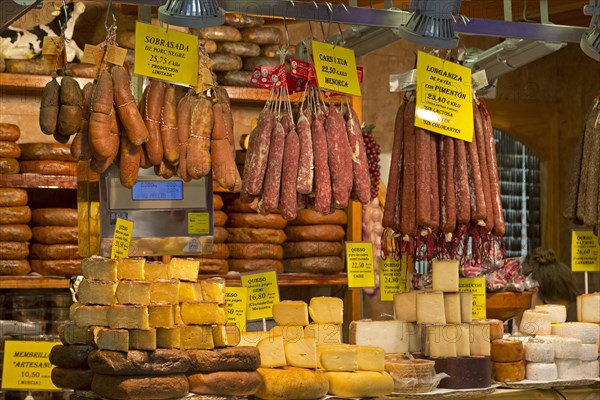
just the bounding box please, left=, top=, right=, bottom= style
left=1, top=341, right=60, bottom=391
left=346, top=242, right=375, bottom=288
left=111, top=218, right=133, bottom=259
left=225, top=286, right=248, bottom=332
left=312, top=40, right=361, bottom=97
left=135, top=21, right=199, bottom=87
left=459, top=277, right=486, bottom=319
left=188, top=212, right=210, bottom=235
left=241, top=270, right=280, bottom=320
left=571, top=231, right=600, bottom=272
left=415, top=51, right=474, bottom=142
left=379, top=257, right=408, bottom=301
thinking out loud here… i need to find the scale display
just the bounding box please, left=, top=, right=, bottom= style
left=132, top=181, right=183, bottom=201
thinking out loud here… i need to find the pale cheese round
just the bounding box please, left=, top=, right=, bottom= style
left=520, top=310, right=552, bottom=336
left=524, top=340, right=554, bottom=363
left=581, top=343, right=599, bottom=361
left=581, top=360, right=599, bottom=379
left=551, top=322, right=599, bottom=344
left=525, top=362, right=557, bottom=381
left=553, top=337, right=583, bottom=360
left=555, top=358, right=582, bottom=379
left=534, top=305, right=567, bottom=323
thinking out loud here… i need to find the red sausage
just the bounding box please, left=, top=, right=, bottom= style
left=326, top=104, right=353, bottom=209
left=258, top=120, right=286, bottom=214
left=296, top=113, right=314, bottom=194
left=383, top=100, right=405, bottom=230
left=280, top=123, right=300, bottom=220
left=346, top=106, right=371, bottom=205
left=474, top=101, right=494, bottom=232
left=415, top=127, right=431, bottom=228
left=429, top=132, right=440, bottom=232
left=439, top=136, right=456, bottom=234
left=400, top=97, right=417, bottom=237
left=312, top=109, right=332, bottom=214
left=454, top=138, right=471, bottom=225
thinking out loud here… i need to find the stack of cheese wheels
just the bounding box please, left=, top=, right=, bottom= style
left=224, top=198, right=287, bottom=273
left=0, top=123, right=21, bottom=174
left=49, top=343, right=94, bottom=391
left=576, top=293, right=600, bottom=377
left=0, top=188, right=31, bottom=276
left=19, top=143, right=77, bottom=176
left=185, top=194, right=229, bottom=275
left=29, top=207, right=81, bottom=277
left=491, top=338, right=525, bottom=382
left=392, top=260, right=499, bottom=389
left=524, top=338, right=558, bottom=380
left=550, top=322, right=599, bottom=379
left=282, top=209, right=347, bottom=274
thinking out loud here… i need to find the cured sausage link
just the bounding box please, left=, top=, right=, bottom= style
left=244, top=109, right=276, bottom=196
left=258, top=120, right=286, bottom=213
left=383, top=100, right=405, bottom=230
left=326, top=104, right=354, bottom=209
left=439, top=136, right=456, bottom=234
left=454, top=138, right=471, bottom=225
left=346, top=107, right=371, bottom=205
left=312, top=109, right=332, bottom=214
left=280, top=123, right=300, bottom=220
left=400, top=97, right=417, bottom=237
left=466, top=118, right=486, bottom=223
left=429, top=132, right=440, bottom=231
left=415, top=127, right=431, bottom=228
left=296, top=112, right=314, bottom=194
left=474, top=102, right=494, bottom=232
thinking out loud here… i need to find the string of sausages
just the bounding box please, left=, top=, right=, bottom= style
left=564, top=94, right=600, bottom=242
left=241, top=85, right=372, bottom=219
left=382, top=93, right=506, bottom=267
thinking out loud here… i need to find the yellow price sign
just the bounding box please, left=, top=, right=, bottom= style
left=188, top=212, right=210, bottom=235
left=571, top=231, right=600, bottom=272
left=415, top=51, right=474, bottom=142
left=346, top=242, right=375, bottom=288
left=312, top=40, right=362, bottom=97
left=241, top=270, right=280, bottom=320
left=111, top=218, right=133, bottom=259
left=1, top=341, right=60, bottom=391
left=459, top=277, right=486, bottom=319
left=135, top=21, right=199, bottom=86
left=379, top=257, right=408, bottom=301
left=226, top=286, right=248, bottom=332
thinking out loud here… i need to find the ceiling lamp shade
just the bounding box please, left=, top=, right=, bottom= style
left=158, top=0, right=225, bottom=28
left=581, top=1, right=600, bottom=61
left=397, top=0, right=462, bottom=49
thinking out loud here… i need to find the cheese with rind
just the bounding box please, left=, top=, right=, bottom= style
left=525, top=362, right=557, bottom=381
left=417, top=291, right=446, bottom=324
left=273, top=301, right=309, bottom=326
left=325, top=371, right=394, bottom=398
left=552, top=336, right=583, bottom=359
left=491, top=339, right=524, bottom=362
left=535, top=304, right=567, bottom=323
left=129, top=328, right=156, bottom=350
left=254, top=367, right=329, bottom=400
left=200, top=277, right=226, bottom=304
left=72, top=305, right=109, bottom=327
left=150, top=280, right=180, bottom=305
left=270, top=325, right=304, bottom=342
left=181, top=302, right=225, bottom=325
left=157, top=327, right=181, bottom=349
left=115, top=280, right=151, bottom=305
left=117, top=258, right=145, bottom=280
left=178, top=282, right=203, bottom=302
left=393, top=291, right=417, bottom=322
left=82, top=256, right=117, bottom=282
left=257, top=335, right=287, bottom=368
left=168, top=257, right=200, bottom=282
left=444, top=293, right=461, bottom=324
left=581, top=360, right=599, bottom=378
left=524, top=339, right=554, bottom=363
left=308, top=297, right=343, bottom=324
left=107, top=305, right=150, bottom=330
left=581, top=343, right=599, bottom=361
left=77, top=279, right=116, bottom=306
left=349, top=320, right=408, bottom=354
left=149, top=305, right=175, bottom=328
left=59, top=322, right=90, bottom=345
left=432, top=260, right=459, bottom=292
left=556, top=358, right=582, bottom=379
left=492, top=360, right=525, bottom=382
left=356, top=346, right=385, bottom=371
left=93, top=327, right=129, bottom=352
left=284, top=336, right=317, bottom=368
left=304, top=323, right=342, bottom=344
left=144, top=261, right=169, bottom=281
left=520, top=310, right=552, bottom=336
left=181, top=325, right=214, bottom=350
left=212, top=324, right=239, bottom=347
left=320, top=347, right=358, bottom=371
left=551, top=322, right=599, bottom=344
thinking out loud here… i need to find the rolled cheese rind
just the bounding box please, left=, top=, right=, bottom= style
left=254, top=367, right=329, bottom=400
left=325, top=371, right=394, bottom=398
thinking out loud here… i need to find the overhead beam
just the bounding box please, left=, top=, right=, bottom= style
left=0, top=0, right=43, bottom=33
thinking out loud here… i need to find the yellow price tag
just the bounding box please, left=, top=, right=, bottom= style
left=188, top=212, right=210, bottom=235
left=135, top=21, right=199, bottom=86
left=312, top=40, right=362, bottom=97
left=1, top=341, right=60, bottom=391
left=459, top=277, right=486, bottom=319
left=111, top=218, right=133, bottom=259
left=346, top=242, right=375, bottom=288
left=241, top=270, right=280, bottom=320
left=571, top=231, right=600, bottom=272
left=379, top=257, right=408, bottom=301
left=225, top=286, right=247, bottom=332
left=415, top=51, right=474, bottom=142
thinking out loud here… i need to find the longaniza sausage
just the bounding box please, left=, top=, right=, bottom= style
left=160, top=84, right=180, bottom=165
left=346, top=106, right=371, bottom=205
left=400, top=96, right=417, bottom=237
left=244, top=109, right=275, bottom=196
left=383, top=100, right=405, bottom=230
left=439, top=136, right=456, bottom=234
left=429, top=132, right=440, bottom=232
left=466, top=116, right=486, bottom=223
left=258, top=119, right=286, bottom=213
left=326, top=104, right=353, bottom=209
left=312, top=108, right=332, bottom=214
left=280, top=122, right=300, bottom=220
left=296, top=112, right=314, bottom=194
left=454, top=138, right=471, bottom=225
left=474, top=101, right=494, bottom=232
left=415, top=127, right=431, bottom=228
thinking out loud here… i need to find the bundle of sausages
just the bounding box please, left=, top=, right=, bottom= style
left=564, top=95, right=600, bottom=241
left=382, top=94, right=505, bottom=263
left=39, top=66, right=241, bottom=190
left=241, top=86, right=371, bottom=220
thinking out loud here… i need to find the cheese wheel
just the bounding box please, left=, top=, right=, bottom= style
left=581, top=343, right=599, bottom=361
left=196, top=258, right=229, bottom=275
left=187, top=371, right=263, bottom=396
left=20, top=160, right=77, bottom=176
left=51, top=367, right=93, bottom=390
left=0, top=206, right=31, bottom=224
left=228, top=259, right=283, bottom=273
left=491, top=339, right=524, bottom=362
left=525, top=362, right=558, bottom=381
left=284, top=225, right=345, bottom=242
left=524, top=339, right=554, bottom=363
left=0, top=241, right=29, bottom=260
left=578, top=293, right=600, bottom=323
left=581, top=360, right=599, bottom=378
left=30, top=243, right=80, bottom=260
left=0, top=141, right=21, bottom=158
left=287, top=209, right=347, bottom=225
left=0, top=224, right=32, bottom=242
left=556, top=358, right=583, bottom=379
left=535, top=304, right=567, bottom=323
left=492, top=360, right=525, bottom=382
left=31, top=208, right=78, bottom=226
left=283, top=241, right=344, bottom=258
left=0, top=123, right=20, bottom=141
left=91, top=373, right=189, bottom=400
left=49, top=344, right=94, bottom=368
left=32, top=226, right=78, bottom=244
left=30, top=259, right=82, bottom=277
left=432, top=357, right=492, bottom=389
left=0, top=188, right=27, bottom=206
left=88, top=349, right=190, bottom=375
left=551, top=322, right=599, bottom=344
left=0, top=259, right=31, bottom=275
left=254, top=367, right=329, bottom=400
left=19, top=143, right=76, bottom=161
left=0, top=158, right=19, bottom=174
left=227, top=243, right=283, bottom=260
left=283, top=257, right=344, bottom=274
left=553, top=337, right=583, bottom=359
left=325, top=371, right=394, bottom=397
left=227, top=213, right=287, bottom=229
left=520, top=310, right=552, bottom=336
left=187, top=347, right=261, bottom=372
left=226, top=228, right=287, bottom=244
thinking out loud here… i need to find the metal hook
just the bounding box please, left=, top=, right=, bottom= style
left=104, top=0, right=116, bottom=33
left=325, top=2, right=334, bottom=42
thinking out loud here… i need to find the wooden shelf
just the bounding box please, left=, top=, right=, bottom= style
left=0, top=73, right=92, bottom=92
left=224, top=86, right=305, bottom=103
left=0, top=174, right=77, bottom=189
left=0, top=276, right=70, bottom=289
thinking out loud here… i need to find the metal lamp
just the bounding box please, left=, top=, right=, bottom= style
left=158, top=0, right=225, bottom=28
left=581, top=0, right=600, bottom=61
left=396, top=0, right=462, bottom=49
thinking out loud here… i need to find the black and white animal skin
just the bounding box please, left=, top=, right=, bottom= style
left=0, top=2, right=85, bottom=62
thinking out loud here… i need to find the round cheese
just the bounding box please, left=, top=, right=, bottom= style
left=581, top=343, right=599, bottom=361
left=525, top=362, right=557, bottom=381
left=325, top=371, right=394, bottom=398
left=520, top=310, right=552, bottom=336
left=556, top=358, right=582, bottom=379
left=551, top=322, right=599, bottom=344
left=51, top=367, right=93, bottom=390
left=553, top=337, right=583, bottom=359
left=581, top=360, right=599, bottom=378
left=492, top=360, right=525, bottom=382
left=254, top=367, right=329, bottom=400
left=49, top=344, right=93, bottom=368
left=524, top=340, right=554, bottom=363
left=187, top=347, right=261, bottom=372
left=91, top=373, right=189, bottom=400
left=88, top=349, right=191, bottom=375
left=188, top=371, right=263, bottom=396
left=472, top=319, right=504, bottom=341
left=535, top=304, right=567, bottom=323
left=491, top=339, right=524, bottom=362
left=431, top=356, right=492, bottom=389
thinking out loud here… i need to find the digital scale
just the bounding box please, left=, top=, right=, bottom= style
left=99, top=165, right=214, bottom=257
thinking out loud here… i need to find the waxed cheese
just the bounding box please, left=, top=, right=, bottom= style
left=72, top=305, right=109, bottom=327
left=417, top=291, right=446, bottom=324
left=273, top=301, right=309, bottom=326
left=304, top=323, right=343, bottom=345
left=200, top=277, right=226, bottom=304
left=117, top=258, right=146, bottom=280
left=156, top=327, right=181, bottom=349
left=144, top=261, right=169, bottom=281
left=107, top=305, right=150, bottom=330
left=432, top=260, right=459, bottom=292
left=180, top=302, right=225, bottom=325
left=115, top=280, right=151, bottom=305
left=270, top=325, right=305, bottom=342
left=444, top=293, right=462, bottom=324
left=393, top=291, right=417, bottom=322
left=93, top=327, right=129, bottom=352
left=129, top=328, right=157, bottom=351
left=349, top=320, right=408, bottom=354
left=308, top=297, right=343, bottom=324
left=150, top=280, right=180, bottom=305
left=320, top=347, right=358, bottom=372
left=149, top=305, right=175, bottom=328
left=257, top=335, right=287, bottom=368
left=178, top=282, right=203, bottom=302
left=82, top=256, right=117, bottom=282
left=77, top=279, right=116, bottom=306
left=168, top=257, right=200, bottom=282
left=284, top=336, right=318, bottom=368
left=180, top=325, right=214, bottom=350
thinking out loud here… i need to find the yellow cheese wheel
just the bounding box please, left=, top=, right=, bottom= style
left=325, top=371, right=394, bottom=398
left=254, top=367, right=329, bottom=400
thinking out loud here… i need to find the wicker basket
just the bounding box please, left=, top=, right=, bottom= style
left=385, top=355, right=437, bottom=393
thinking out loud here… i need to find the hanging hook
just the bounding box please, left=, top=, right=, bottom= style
left=335, top=2, right=349, bottom=46
left=325, top=2, right=334, bottom=42
left=104, top=0, right=117, bottom=34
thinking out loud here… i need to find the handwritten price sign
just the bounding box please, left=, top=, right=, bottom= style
left=572, top=231, right=600, bottom=271
left=346, top=242, right=375, bottom=288
left=111, top=218, right=134, bottom=259
left=241, top=271, right=280, bottom=320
